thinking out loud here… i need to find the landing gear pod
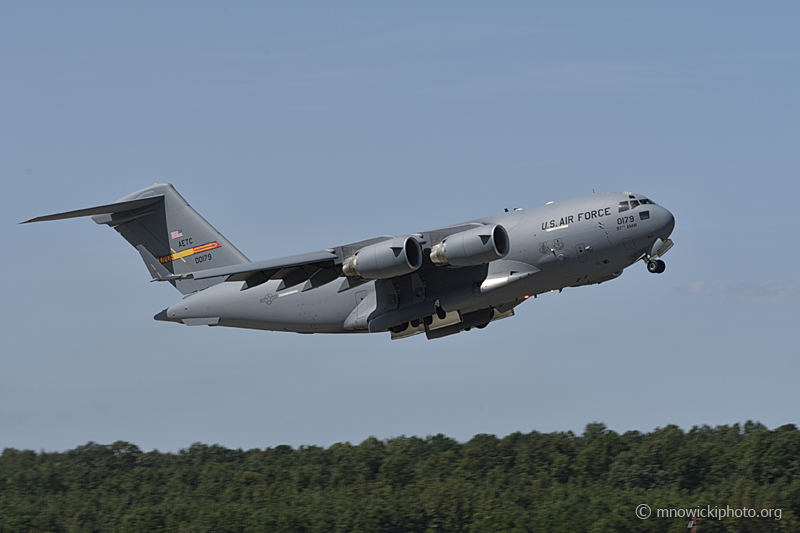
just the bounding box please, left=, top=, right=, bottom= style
left=430, top=224, right=510, bottom=267
left=342, top=236, right=423, bottom=279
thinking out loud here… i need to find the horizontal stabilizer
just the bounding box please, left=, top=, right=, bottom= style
left=20, top=196, right=163, bottom=224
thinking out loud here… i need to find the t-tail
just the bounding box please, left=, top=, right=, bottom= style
left=22, top=183, right=250, bottom=294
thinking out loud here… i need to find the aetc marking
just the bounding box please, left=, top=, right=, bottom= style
left=158, top=241, right=221, bottom=264
left=542, top=207, right=611, bottom=230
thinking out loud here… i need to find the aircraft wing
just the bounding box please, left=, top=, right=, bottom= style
left=191, top=223, right=487, bottom=293
left=161, top=249, right=340, bottom=290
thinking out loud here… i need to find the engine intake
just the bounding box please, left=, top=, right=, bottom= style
left=430, top=224, right=509, bottom=267
left=342, top=236, right=423, bottom=279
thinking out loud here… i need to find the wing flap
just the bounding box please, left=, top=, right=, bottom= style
left=191, top=250, right=337, bottom=281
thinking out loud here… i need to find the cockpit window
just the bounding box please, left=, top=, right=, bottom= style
left=630, top=199, right=639, bottom=209
left=640, top=198, right=655, bottom=205
left=618, top=201, right=629, bottom=212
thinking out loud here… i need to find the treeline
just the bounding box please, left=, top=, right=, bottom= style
left=1, top=422, right=798, bottom=532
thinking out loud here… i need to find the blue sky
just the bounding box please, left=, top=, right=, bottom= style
left=2, top=2, right=798, bottom=452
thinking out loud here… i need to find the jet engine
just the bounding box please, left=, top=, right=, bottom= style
left=429, top=224, right=510, bottom=267
left=342, top=236, right=423, bottom=279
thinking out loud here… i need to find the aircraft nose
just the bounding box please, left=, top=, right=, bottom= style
left=660, top=207, right=675, bottom=239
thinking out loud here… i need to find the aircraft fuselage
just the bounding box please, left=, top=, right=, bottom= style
left=162, top=191, right=674, bottom=339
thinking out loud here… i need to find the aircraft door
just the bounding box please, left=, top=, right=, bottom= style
left=356, top=291, right=368, bottom=322
left=575, top=243, right=588, bottom=263
left=343, top=287, right=377, bottom=331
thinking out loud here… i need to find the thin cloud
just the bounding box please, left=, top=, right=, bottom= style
left=471, top=161, right=587, bottom=170
left=423, top=62, right=693, bottom=98
left=677, top=280, right=800, bottom=305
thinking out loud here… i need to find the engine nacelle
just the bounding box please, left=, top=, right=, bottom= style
left=342, top=236, right=423, bottom=279
left=429, top=224, right=510, bottom=267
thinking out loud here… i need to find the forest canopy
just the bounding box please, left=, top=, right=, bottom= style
left=1, top=422, right=798, bottom=532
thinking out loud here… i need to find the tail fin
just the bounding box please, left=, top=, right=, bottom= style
left=23, top=183, right=249, bottom=294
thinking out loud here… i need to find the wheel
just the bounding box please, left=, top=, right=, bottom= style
left=436, top=306, right=447, bottom=320
left=647, top=259, right=666, bottom=274
left=410, top=319, right=420, bottom=328
left=423, top=315, right=433, bottom=326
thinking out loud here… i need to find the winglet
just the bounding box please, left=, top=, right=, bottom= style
left=136, top=245, right=176, bottom=282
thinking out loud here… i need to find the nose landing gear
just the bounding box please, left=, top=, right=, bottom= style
left=647, top=259, right=666, bottom=274
left=643, top=237, right=673, bottom=274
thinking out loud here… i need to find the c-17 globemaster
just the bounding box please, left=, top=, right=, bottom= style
left=23, top=184, right=674, bottom=340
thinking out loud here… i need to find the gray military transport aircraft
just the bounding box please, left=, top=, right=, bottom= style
left=23, top=184, right=674, bottom=340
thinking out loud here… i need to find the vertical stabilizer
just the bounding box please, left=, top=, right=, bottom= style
left=92, top=184, right=249, bottom=294
left=23, top=184, right=249, bottom=294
